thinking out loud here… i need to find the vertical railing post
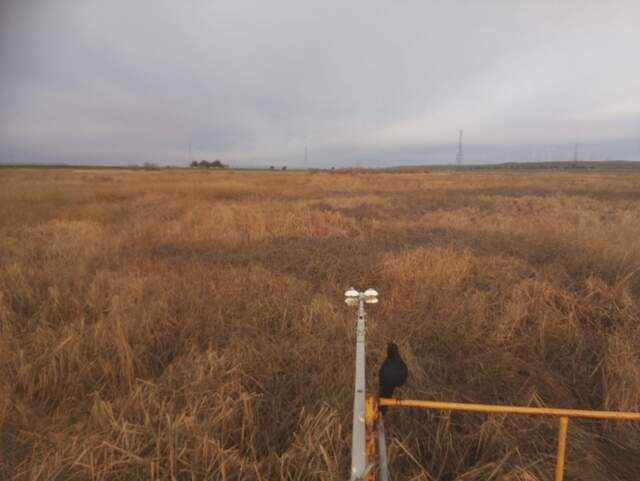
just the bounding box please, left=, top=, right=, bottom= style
left=555, top=416, right=569, bottom=481
left=365, top=395, right=378, bottom=481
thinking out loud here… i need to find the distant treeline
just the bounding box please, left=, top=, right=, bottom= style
left=190, top=160, right=228, bottom=169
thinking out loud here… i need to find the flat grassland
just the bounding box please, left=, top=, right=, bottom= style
left=2, top=168, right=640, bottom=480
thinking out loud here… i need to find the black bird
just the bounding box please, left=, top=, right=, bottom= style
left=378, top=342, right=408, bottom=414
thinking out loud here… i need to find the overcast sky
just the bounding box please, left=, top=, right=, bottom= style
left=1, top=0, right=639, bottom=167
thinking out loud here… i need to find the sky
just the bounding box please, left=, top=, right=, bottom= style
left=1, top=0, right=639, bottom=168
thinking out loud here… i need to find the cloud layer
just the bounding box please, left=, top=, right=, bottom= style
left=1, top=0, right=639, bottom=167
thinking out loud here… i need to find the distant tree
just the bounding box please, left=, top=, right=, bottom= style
left=281, top=166, right=287, bottom=171
left=192, top=159, right=229, bottom=169
left=269, top=165, right=275, bottom=170
left=190, top=161, right=198, bottom=168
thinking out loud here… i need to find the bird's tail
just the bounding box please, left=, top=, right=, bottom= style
left=379, top=385, right=395, bottom=415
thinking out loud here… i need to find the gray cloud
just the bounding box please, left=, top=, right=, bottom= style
left=1, top=0, right=639, bottom=167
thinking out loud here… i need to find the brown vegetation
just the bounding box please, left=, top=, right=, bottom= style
left=1, top=168, right=640, bottom=480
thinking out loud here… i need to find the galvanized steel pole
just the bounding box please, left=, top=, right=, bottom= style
left=376, top=417, right=390, bottom=481
left=350, top=294, right=367, bottom=480
left=346, top=288, right=378, bottom=480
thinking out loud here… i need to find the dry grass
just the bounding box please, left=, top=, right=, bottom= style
left=1, top=168, right=640, bottom=480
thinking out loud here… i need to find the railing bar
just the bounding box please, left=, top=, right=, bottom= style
left=555, top=416, right=569, bottom=481
left=379, top=398, right=640, bottom=421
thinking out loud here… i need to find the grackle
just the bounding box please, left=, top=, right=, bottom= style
left=378, top=342, right=408, bottom=414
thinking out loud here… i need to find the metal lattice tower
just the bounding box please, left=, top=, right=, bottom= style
left=456, top=130, right=464, bottom=166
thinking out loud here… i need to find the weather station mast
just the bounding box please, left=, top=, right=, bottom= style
left=345, top=287, right=384, bottom=481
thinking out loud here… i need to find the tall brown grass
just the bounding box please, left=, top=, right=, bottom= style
left=1, top=168, right=640, bottom=480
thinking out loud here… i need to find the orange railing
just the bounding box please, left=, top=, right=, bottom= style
left=366, top=397, right=640, bottom=481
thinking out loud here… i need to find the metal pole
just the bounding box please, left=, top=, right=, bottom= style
left=351, top=295, right=367, bottom=480
left=376, top=417, right=390, bottom=481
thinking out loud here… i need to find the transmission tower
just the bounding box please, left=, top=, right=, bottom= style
left=573, top=143, right=579, bottom=163
left=304, top=144, right=308, bottom=169
left=456, top=130, right=464, bottom=166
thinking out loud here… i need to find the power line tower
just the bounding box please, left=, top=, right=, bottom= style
left=456, top=130, right=464, bottom=166
left=304, top=144, right=308, bottom=169
left=188, top=141, right=193, bottom=164
left=573, top=143, right=579, bottom=163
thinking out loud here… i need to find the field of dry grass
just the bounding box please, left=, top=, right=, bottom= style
left=2, top=168, right=640, bottom=480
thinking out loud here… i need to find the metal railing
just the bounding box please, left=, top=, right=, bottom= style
left=346, top=286, right=640, bottom=481
left=373, top=398, right=640, bottom=481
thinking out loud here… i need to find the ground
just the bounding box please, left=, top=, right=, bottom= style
left=1, top=168, right=640, bottom=480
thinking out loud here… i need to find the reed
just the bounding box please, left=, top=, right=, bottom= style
left=1, top=168, right=639, bottom=480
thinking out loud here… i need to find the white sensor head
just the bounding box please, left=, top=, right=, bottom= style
left=345, top=288, right=359, bottom=298
left=345, top=287, right=379, bottom=305
left=364, top=288, right=378, bottom=304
